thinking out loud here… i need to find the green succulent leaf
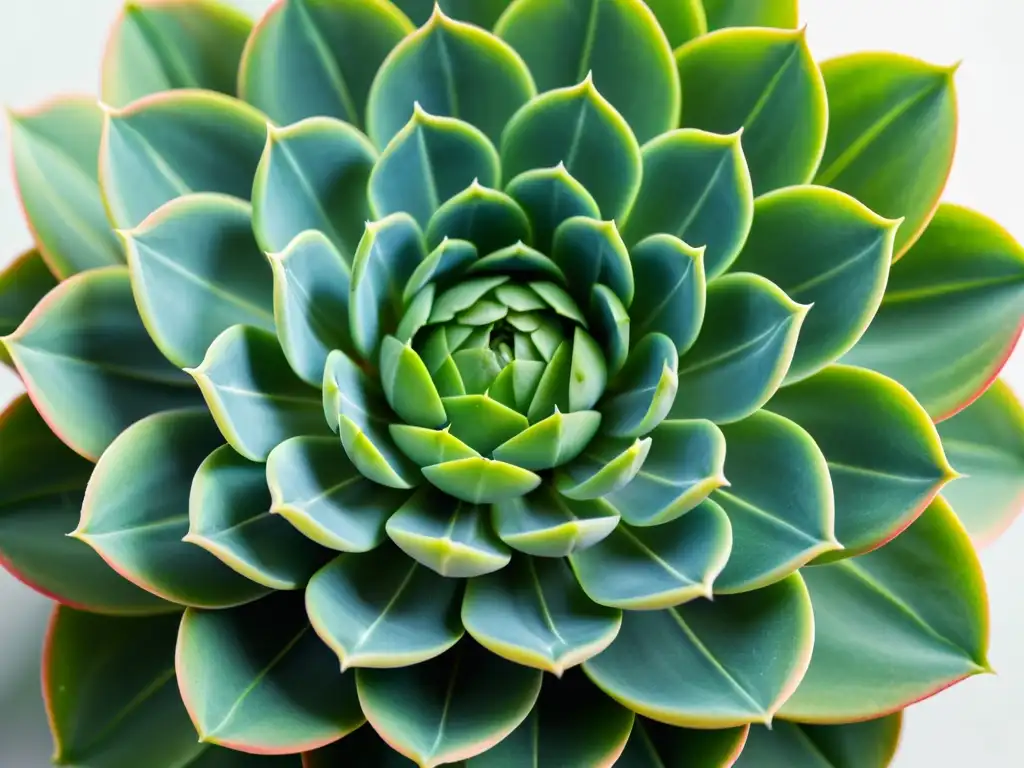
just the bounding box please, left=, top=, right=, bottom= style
left=472, top=244, right=566, bottom=284
left=239, top=0, right=412, bottom=128
left=501, top=78, right=642, bottom=223
left=462, top=556, right=621, bottom=673
left=394, top=0, right=514, bottom=28
left=443, top=393, right=529, bottom=454
left=380, top=335, right=448, bottom=428
left=780, top=497, right=989, bottom=722
left=466, top=670, right=634, bottom=766
left=815, top=54, right=958, bottom=258
left=939, top=380, right=1024, bottom=545
left=492, top=409, right=602, bottom=470
left=356, top=640, right=543, bottom=767
left=702, top=0, right=799, bottom=31
left=713, top=411, right=838, bottom=592
left=0, top=395, right=174, bottom=615
left=733, top=716, right=903, bottom=768
left=676, top=28, right=827, bottom=196
left=2, top=266, right=198, bottom=460
left=629, top=235, right=706, bottom=354
left=122, top=193, right=275, bottom=369
left=600, top=333, right=679, bottom=438
left=589, top=284, right=631, bottom=376
left=178, top=592, right=363, bottom=753
left=422, top=457, right=541, bottom=504
left=730, top=185, right=898, bottom=382
left=496, top=0, right=680, bottom=144
left=366, top=8, right=536, bottom=148
left=0, top=249, right=57, bottom=367
left=642, top=0, right=706, bottom=49
left=307, top=543, right=463, bottom=670
left=9, top=97, right=123, bottom=278
left=616, top=719, right=749, bottom=768
left=843, top=204, right=1024, bottom=420
left=425, top=182, right=532, bottom=254
left=76, top=409, right=270, bottom=608
left=672, top=273, right=808, bottom=424
left=583, top=573, right=814, bottom=728
left=189, top=325, right=329, bottom=462
left=571, top=499, right=732, bottom=610
left=253, top=117, right=377, bottom=258
left=555, top=435, right=652, bottom=501
left=768, top=365, right=954, bottom=560
left=404, top=239, right=479, bottom=301
left=621, top=129, right=752, bottom=279
left=187, top=445, right=329, bottom=590
left=100, top=90, right=267, bottom=229
left=391, top=424, right=480, bottom=468
left=302, top=726, right=412, bottom=767
left=102, top=0, right=252, bottom=107
left=492, top=484, right=620, bottom=556
left=505, top=165, right=601, bottom=254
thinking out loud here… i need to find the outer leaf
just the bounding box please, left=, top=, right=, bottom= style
left=189, top=325, right=329, bottom=462
left=780, top=498, right=989, bottom=722
left=621, top=129, right=752, bottom=279
left=815, top=54, right=957, bottom=258
left=462, top=556, right=621, bottom=673
left=178, top=592, right=363, bottom=754
left=366, top=7, right=536, bottom=148
left=501, top=77, right=642, bottom=222
left=100, top=90, right=267, bottom=229
left=676, top=28, right=827, bottom=195
left=505, top=164, right=601, bottom=254
left=550, top=217, right=635, bottom=309
left=187, top=445, right=328, bottom=590
left=492, top=484, right=620, bottom=557
left=239, top=0, right=412, bottom=127
left=102, top=0, right=253, bottom=106
left=466, top=670, right=634, bottom=767
left=2, top=266, right=198, bottom=460
left=302, top=726, right=412, bottom=767
left=0, top=395, right=173, bottom=615
left=702, top=0, right=799, bottom=31
left=393, top=0, right=513, bottom=28
left=583, top=574, right=814, bottom=728
left=730, top=185, right=898, bottom=382
left=616, top=720, right=748, bottom=768
left=939, top=380, right=1024, bottom=545
left=425, top=182, right=532, bottom=254
left=495, top=0, right=680, bottom=144
left=9, top=97, right=123, bottom=277
left=555, top=435, right=652, bottom=501
left=356, top=640, right=543, bottom=767
left=643, top=0, right=706, bottom=48
left=380, top=336, right=448, bottom=428
left=714, top=411, right=838, bottom=592
left=306, top=543, right=463, bottom=669
left=75, top=409, right=269, bottom=608
left=267, top=436, right=407, bottom=552
left=122, top=193, right=275, bottom=368
left=672, top=273, right=808, bottom=424
left=629, top=234, right=706, bottom=354
left=422, top=457, right=541, bottom=504
left=404, top=238, right=479, bottom=301
left=768, top=365, right=955, bottom=559
left=600, top=333, right=679, bottom=438
left=571, top=499, right=733, bottom=610
left=589, top=283, right=631, bottom=376
left=843, top=204, right=1024, bottom=420
left=734, top=716, right=903, bottom=768
left=0, top=249, right=57, bottom=367
left=253, top=117, right=377, bottom=258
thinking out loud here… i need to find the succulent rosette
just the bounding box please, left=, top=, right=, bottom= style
left=2, top=1, right=1024, bottom=766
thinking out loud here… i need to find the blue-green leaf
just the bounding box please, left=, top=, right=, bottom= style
left=601, top=333, right=679, bottom=438
left=492, top=484, right=620, bottom=557
left=629, top=234, right=706, bottom=354
left=505, top=164, right=601, bottom=254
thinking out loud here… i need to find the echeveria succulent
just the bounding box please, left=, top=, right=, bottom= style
left=2, top=1, right=1023, bottom=766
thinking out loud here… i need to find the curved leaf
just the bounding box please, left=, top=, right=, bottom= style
left=621, top=128, right=752, bottom=279
left=9, top=97, right=122, bottom=277
left=302, top=726, right=411, bottom=767
left=505, top=164, right=601, bottom=254
left=425, top=181, right=532, bottom=253
left=731, top=185, right=899, bottom=382
left=492, top=484, right=619, bottom=556
left=102, top=0, right=252, bottom=106
left=768, top=365, right=954, bottom=559
left=100, top=90, right=267, bottom=229
left=676, top=27, right=827, bottom=195
left=939, top=380, right=1024, bottom=545
left=443, top=393, right=528, bottom=454
left=672, top=273, right=808, bottom=424
left=75, top=409, right=270, bottom=608
left=629, top=234, right=706, bottom=354
left=555, top=435, right=652, bottom=501
left=122, top=192, right=275, bottom=369
left=734, top=716, right=903, bottom=768
left=843, top=204, right=1024, bottom=420
left=189, top=325, right=329, bottom=462
left=780, top=498, right=990, bottom=722
left=589, top=283, right=631, bottom=376
left=380, top=335, right=447, bottom=428
left=0, top=249, right=57, bottom=368
left=356, top=640, right=543, bottom=767
left=422, top=457, right=541, bottom=504
left=642, top=0, right=706, bottom=48
left=501, top=77, right=642, bottom=222
left=3, top=266, right=198, bottom=460
left=404, top=238, right=479, bottom=301
left=253, top=117, right=377, bottom=258
left=713, top=411, right=838, bottom=592
left=492, top=409, right=602, bottom=470
left=583, top=573, right=814, bottom=728
left=0, top=395, right=174, bottom=615
left=366, top=7, right=536, bottom=148
left=702, top=0, right=799, bottom=31
left=239, top=0, right=412, bottom=127
left=616, top=719, right=748, bottom=768
left=815, top=54, right=957, bottom=258
left=571, top=499, right=732, bottom=610
left=496, top=0, right=679, bottom=144
left=600, top=333, right=679, bottom=438
left=178, top=592, right=363, bottom=754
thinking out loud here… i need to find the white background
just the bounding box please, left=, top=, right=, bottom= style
left=1, top=1, right=1022, bottom=765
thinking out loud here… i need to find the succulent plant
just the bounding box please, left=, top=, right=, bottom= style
left=2, top=0, right=1024, bottom=765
